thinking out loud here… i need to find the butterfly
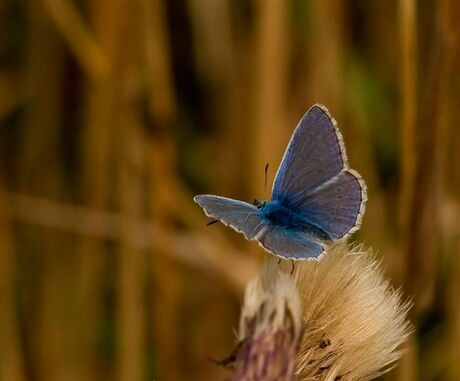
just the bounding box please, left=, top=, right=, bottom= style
left=194, top=104, right=367, bottom=260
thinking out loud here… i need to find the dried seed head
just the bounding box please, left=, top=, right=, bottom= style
left=294, top=243, right=412, bottom=381
left=228, top=244, right=411, bottom=381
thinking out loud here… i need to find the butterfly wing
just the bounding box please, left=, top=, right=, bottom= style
left=291, top=170, right=366, bottom=240
left=272, top=104, right=366, bottom=241
left=258, top=227, right=325, bottom=260
left=272, top=104, right=346, bottom=203
left=194, top=195, right=267, bottom=240
left=194, top=194, right=324, bottom=259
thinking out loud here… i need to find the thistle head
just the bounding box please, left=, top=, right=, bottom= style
left=228, top=244, right=412, bottom=381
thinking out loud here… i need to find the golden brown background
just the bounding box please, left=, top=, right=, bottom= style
left=1, top=0, right=459, bottom=380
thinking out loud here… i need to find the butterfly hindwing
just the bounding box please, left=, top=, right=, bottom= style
left=258, top=227, right=325, bottom=260
left=193, top=195, right=266, bottom=240
left=288, top=170, right=366, bottom=240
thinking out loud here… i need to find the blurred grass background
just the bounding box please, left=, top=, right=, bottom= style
left=0, top=0, right=459, bottom=380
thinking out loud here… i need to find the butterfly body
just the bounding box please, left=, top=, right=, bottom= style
left=259, top=200, right=295, bottom=227
left=194, top=104, right=367, bottom=260
left=259, top=199, right=332, bottom=241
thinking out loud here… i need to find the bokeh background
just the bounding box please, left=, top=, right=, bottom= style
left=1, top=0, right=459, bottom=380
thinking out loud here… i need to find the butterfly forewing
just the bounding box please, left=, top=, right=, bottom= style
left=194, top=195, right=267, bottom=240
left=272, top=105, right=346, bottom=203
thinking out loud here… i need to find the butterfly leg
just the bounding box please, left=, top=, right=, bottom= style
left=290, top=260, right=295, bottom=275
left=277, top=258, right=281, bottom=265
left=206, top=220, right=219, bottom=226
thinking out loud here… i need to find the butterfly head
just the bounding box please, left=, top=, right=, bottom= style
left=253, top=199, right=267, bottom=210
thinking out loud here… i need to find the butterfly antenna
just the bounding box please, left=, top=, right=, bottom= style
left=264, top=163, right=269, bottom=194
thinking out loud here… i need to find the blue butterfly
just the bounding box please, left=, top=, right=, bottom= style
left=194, top=104, right=367, bottom=260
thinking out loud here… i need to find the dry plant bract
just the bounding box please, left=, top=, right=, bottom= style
left=229, top=261, right=302, bottom=381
